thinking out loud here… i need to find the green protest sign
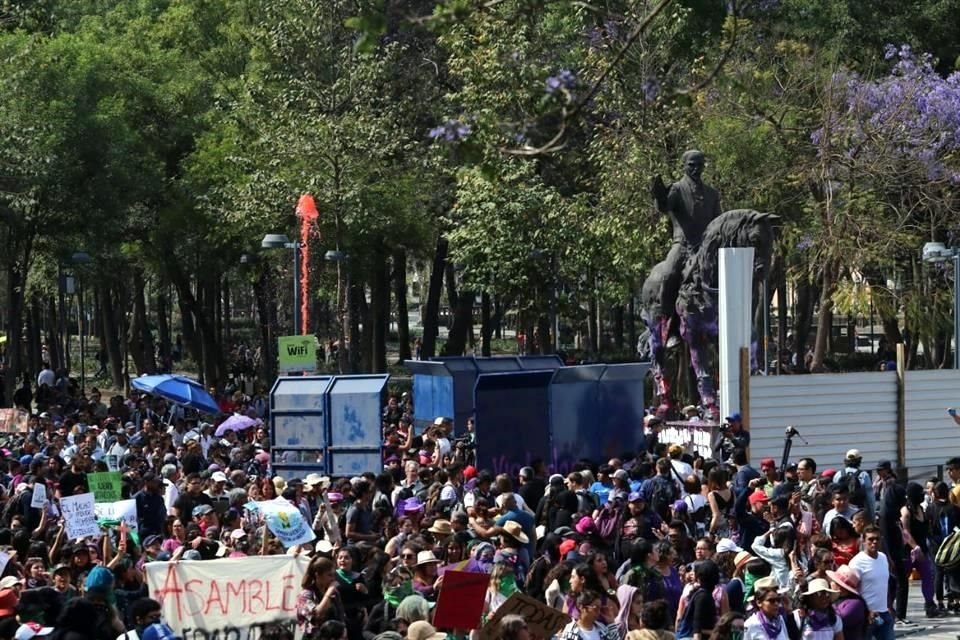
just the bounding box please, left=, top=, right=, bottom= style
left=88, top=471, right=123, bottom=503
left=277, top=335, right=318, bottom=373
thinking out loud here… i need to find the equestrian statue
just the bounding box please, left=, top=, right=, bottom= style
left=640, top=150, right=777, bottom=420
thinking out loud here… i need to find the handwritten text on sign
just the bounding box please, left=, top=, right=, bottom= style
left=61, top=493, right=100, bottom=539
left=478, top=593, right=569, bottom=640
left=146, top=555, right=309, bottom=640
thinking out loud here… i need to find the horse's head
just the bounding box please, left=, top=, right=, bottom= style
left=698, top=209, right=779, bottom=287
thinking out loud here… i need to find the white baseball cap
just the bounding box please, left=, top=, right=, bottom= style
left=211, top=471, right=228, bottom=483
left=15, top=623, right=54, bottom=640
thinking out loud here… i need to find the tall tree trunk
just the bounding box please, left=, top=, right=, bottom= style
left=481, top=292, right=492, bottom=357
left=421, top=236, right=448, bottom=359
left=793, top=278, right=818, bottom=370
left=27, top=297, right=40, bottom=377
left=586, top=292, right=598, bottom=356
left=810, top=262, right=837, bottom=372
left=169, top=265, right=222, bottom=387
left=129, top=269, right=156, bottom=375
left=357, top=279, right=372, bottom=373
left=537, top=314, right=550, bottom=355
left=200, top=274, right=220, bottom=386
left=626, top=296, right=637, bottom=358
left=99, top=284, right=124, bottom=389
left=393, top=248, right=411, bottom=363
left=349, top=277, right=362, bottom=373
left=613, top=305, right=625, bottom=349
left=157, top=287, right=171, bottom=366
left=372, top=254, right=389, bottom=373
left=493, top=296, right=503, bottom=339
left=46, top=299, right=60, bottom=372
left=445, top=289, right=475, bottom=356
left=254, top=270, right=277, bottom=385
left=3, top=261, right=27, bottom=405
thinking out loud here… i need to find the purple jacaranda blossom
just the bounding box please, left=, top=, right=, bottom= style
left=545, top=69, right=576, bottom=95
left=428, top=119, right=472, bottom=142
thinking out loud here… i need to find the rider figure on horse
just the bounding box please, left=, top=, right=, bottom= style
left=651, top=149, right=722, bottom=348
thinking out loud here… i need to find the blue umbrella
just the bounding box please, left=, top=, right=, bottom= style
left=131, top=374, right=220, bottom=415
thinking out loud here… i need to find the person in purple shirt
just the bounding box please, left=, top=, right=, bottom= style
left=828, top=564, right=867, bottom=640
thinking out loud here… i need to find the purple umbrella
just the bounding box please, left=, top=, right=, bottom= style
left=215, top=414, right=259, bottom=437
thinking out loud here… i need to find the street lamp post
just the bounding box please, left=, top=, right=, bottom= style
left=922, top=241, right=960, bottom=369
left=262, top=234, right=302, bottom=335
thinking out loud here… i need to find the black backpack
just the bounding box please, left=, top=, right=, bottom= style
left=845, top=470, right=869, bottom=510
left=648, top=476, right=678, bottom=520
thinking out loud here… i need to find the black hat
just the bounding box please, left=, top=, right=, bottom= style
left=876, top=460, right=893, bottom=471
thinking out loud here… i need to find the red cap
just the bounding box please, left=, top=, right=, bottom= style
left=559, top=539, right=577, bottom=556
left=760, top=458, right=776, bottom=470
left=748, top=489, right=770, bottom=506
left=821, top=468, right=836, bottom=478
left=463, top=465, right=477, bottom=480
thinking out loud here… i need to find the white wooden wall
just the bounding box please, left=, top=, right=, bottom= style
left=748, top=372, right=898, bottom=471
left=903, top=369, right=960, bottom=469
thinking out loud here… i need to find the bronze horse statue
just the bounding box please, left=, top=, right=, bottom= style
left=640, top=209, right=778, bottom=419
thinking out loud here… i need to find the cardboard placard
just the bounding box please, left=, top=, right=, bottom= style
left=0, top=409, right=29, bottom=433
left=30, top=483, right=46, bottom=509
left=89, top=471, right=123, bottom=503
left=61, top=493, right=101, bottom=540
left=94, top=499, right=138, bottom=531
left=432, top=570, right=489, bottom=630
left=479, top=593, right=570, bottom=640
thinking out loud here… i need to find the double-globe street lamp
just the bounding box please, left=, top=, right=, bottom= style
left=922, top=241, right=960, bottom=369
left=261, top=234, right=302, bottom=335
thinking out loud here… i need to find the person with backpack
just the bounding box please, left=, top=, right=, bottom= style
left=645, top=459, right=680, bottom=522
left=832, top=450, right=875, bottom=522
left=568, top=472, right=601, bottom=515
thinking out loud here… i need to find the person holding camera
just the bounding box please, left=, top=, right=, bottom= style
left=713, top=413, right=750, bottom=462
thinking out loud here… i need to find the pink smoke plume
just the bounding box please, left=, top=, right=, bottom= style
left=296, top=194, right=319, bottom=335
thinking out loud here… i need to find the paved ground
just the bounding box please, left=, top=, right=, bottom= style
left=897, top=588, right=960, bottom=638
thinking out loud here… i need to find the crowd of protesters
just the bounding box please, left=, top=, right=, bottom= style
left=0, top=377, right=958, bottom=640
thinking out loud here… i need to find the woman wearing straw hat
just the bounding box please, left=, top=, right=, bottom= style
left=742, top=577, right=789, bottom=640
left=792, top=579, right=843, bottom=640
left=411, top=550, right=442, bottom=601
left=827, top=565, right=865, bottom=640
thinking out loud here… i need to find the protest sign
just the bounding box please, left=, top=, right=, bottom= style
left=277, top=335, right=317, bottom=373
left=95, top=499, right=138, bottom=531
left=30, top=483, right=46, bottom=509
left=0, top=409, right=28, bottom=433
left=660, top=420, right=718, bottom=458
left=145, top=554, right=309, bottom=640
left=61, top=493, right=100, bottom=539
left=478, top=593, right=569, bottom=640
left=89, top=471, right=123, bottom=503
left=257, top=498, right=315, bottom=548
left=432, top=570, right=489, bottom=630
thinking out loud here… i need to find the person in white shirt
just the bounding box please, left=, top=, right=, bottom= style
left=37, top=365, right=55, bottom=389
left=161, top=464, right=180, bottom=513
left=850, top=525, right=894, bottom=640
left=668, top=444, right=694, bottom=488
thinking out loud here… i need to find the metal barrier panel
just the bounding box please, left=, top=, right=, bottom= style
left=435, top=357, right=480, bottom=435
left=270, top=376, right=333, bottom=475
left=517, top=355, right=564, bottom=370
left=549, top=365, right=605, bottom=475
left=474, top=370, right=553, bottom=477
left=904, top=369, right=960, bottom=468
left=596, top=363, right=649, bottom=460
left=327, top=375, right=388, bottom=476
left=407, top=361, right=453, bottom=434
left=749, top=372, right=897, bottom=470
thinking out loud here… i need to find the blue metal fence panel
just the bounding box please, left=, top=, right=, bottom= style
left=270, top=376, right=333, bottom=475
left=517, top=355, right=564, bottom=370
left=406, top=361, right=453, bottom=434
left=549, top=365, right=606, bottom=474
left=473, top=370, right=553, bottom=477
left=327, top=374, right=387, bottom=475
left=595, top=363, right=649, bottom=460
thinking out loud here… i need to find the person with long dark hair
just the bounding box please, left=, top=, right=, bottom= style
left=901, top=481, right=938, bottom=617
left=296, top=557, right=344, bottom=637
left=676, top=560, right=720, bottom=640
